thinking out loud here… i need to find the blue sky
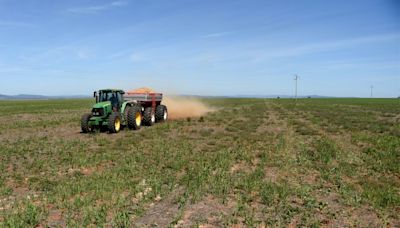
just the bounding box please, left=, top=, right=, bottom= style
left=0, top=0, right=399, bottom=97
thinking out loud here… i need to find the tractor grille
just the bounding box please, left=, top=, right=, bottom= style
left=92, top=108, right=104, bottom=116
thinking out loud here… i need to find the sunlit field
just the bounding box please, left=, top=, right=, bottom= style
left=0, top=98, right=399, bottom=226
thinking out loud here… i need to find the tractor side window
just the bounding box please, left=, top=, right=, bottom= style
left=117, top=93, right=123, bottom=103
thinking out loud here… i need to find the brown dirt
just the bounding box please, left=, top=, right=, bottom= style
left=134, top=188, right=183, bottom=227
left=230, top=161, right=257, bottom=174
left=46, top=206, right=65, bottom=227
left=177, top=195, right=234, bottom=227
left=264, top=166, right=280, bottom=183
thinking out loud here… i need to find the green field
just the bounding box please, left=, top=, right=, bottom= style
left=0, top=98, right=399, bottom=227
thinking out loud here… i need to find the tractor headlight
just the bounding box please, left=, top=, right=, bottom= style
left=92, top=108, right=104, bottom=116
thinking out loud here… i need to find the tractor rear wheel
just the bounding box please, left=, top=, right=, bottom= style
left=108, top=112, right=122, bottom=133
left=81, top=113, right=92, bottom=133
left=127, top=106, right=142, bottom=130
left=143, top=107, right=155, bottom=126
left=156, top=105, right=168, bottom=122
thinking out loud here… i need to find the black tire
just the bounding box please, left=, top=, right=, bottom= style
left=81, top=113, right=92, bottom=133
left=155, top=105, right=168, bottom=122
left=127, top=106, right=142, bottom=130
left=124, top=106, right=130, bottom=123
left=108, top=112, right=122, bottom=133
left=143, top=107, right=155, bottom=126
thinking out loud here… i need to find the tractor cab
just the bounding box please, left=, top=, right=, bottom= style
left=94, top=89, right=125, bottom=110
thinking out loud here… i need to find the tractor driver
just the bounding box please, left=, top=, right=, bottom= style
left=109, top=93, right=119, bottom=111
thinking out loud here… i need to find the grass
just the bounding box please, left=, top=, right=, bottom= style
left=0, top=98, right=399, bottom=226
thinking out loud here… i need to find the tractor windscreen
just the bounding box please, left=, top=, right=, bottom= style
left=99, top=92, right=114, bottom=102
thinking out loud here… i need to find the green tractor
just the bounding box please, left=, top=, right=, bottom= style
left=81, top=89, right=168, bottom=133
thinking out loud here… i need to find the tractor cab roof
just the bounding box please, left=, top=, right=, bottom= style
left=98, top=89, right=125, bottom=94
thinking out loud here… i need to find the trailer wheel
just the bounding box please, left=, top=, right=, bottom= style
left=127, top=106, right=142, bottom=130
left=143, top=107, right=155, bottom=126
left=156, top=105, right=168, bottom=122
left=108, top=112, right=122, bottom=133
left=81, top=113, right=93, bottom=133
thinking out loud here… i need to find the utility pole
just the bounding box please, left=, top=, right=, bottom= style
left=370, top=85, right=373, bottom=98
left=294, top=74, right=299, bottom=101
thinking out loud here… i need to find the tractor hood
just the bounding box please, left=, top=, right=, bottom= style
left=93, top=101, right=111, bottom=109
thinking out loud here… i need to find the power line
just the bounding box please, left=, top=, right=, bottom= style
left=370, top=85, right=373, bottom=98
left=294, top=74, right=299, bottom=101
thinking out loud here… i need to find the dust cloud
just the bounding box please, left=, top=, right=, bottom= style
left=128, top=87, right=213, bottom=119
left=163, top=96, right=214, bottom=120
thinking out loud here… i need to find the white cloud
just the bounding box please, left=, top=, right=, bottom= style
left=68, top=1, right=128, bottom=14
left=201, top=32, right=230, bottom=39
left=130, top=53, right=144, bottom=62
left=319, top=61, right=400, bottom=70
left=107, top=51, right=126, bottom=59
left=110, top=1, right=127, bottom=6
left=251, top=33, right=400, bottom=62
left=195, top=53, right=221, bottom=64
left=0, top=66, right=26, bottom=73
left=77, top=50, right=90, bottom=60
left=0, top=20, right=34, bottom=27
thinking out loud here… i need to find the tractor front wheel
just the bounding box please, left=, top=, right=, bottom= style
left=108, top=112, right=122, bottom=133
left=81, top=113, right=93, bottom=133
left=127, top=106, right=142, bottom=130
left=143, top=107, right=155, bottom=126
